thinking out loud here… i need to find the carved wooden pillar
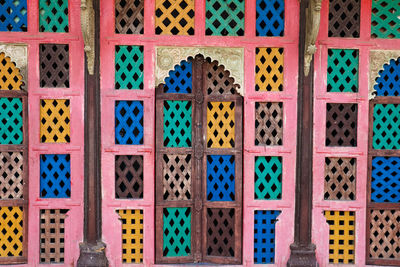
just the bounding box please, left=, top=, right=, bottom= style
left=77, top=0, right=108, bottom=266
left=287, top=0, right=319, bottom=266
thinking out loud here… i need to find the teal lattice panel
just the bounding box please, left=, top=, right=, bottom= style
left=163, top=100, right=192, bottom=147
left=255, top=156, right=282, bottom=200
left=163, top=207, right=191, bottom=257
left=373, top=104, right=400, bottom=149
left=0, top=98, right=23, bottom=145
left=115, top=45, right=144, bottom=90
left=371, top=0, right=400, bottom=39
left=327, top=49, right=358, bottom=93
left=39, top=0, right=69, bottom=32
left=205, top=0, right=245, bottom=36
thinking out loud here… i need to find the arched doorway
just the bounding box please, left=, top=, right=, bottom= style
left=155, top=55, right=243, bottom=264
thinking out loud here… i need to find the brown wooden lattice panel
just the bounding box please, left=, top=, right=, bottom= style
left=369, top=209, right=400, bottom=260
left=204, top=59, right=240, bottom=95
left=206, top=208, right=235, bottom=257
left=326, top=103, right=357, bottom=147
left=0, top=152, right=23, bottom=199
left=40, top=209, right=68, bottom=263
left=115, top=0, right=144, bottom=34
left=328, top=0, right=360, bottom=38
left=324, top=157, right=356, bottom=200
left=115, top=155, right=143, bottom=199
left=39, top=44, right=69, bottom=88
left=162, top=154, right=191, bottom=200
left=255, top=102, right=283, bottom=146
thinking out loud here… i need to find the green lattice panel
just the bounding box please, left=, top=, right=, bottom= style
left=0, top=98, right=23, bottom=145
left=373, top=104, right=400, bottom=149
left=327, top=49, right=359, bottom=93
left=371, top=0, right=400, bottom=39
left=163, top=207, right=191, bottom=257
left=39, top=0, right=69, bottom=33
left=115, top=45, right=144, bottom=90
left=255, top=156, right=282, bottom=200
left=205, top=0, right=245, bottom=36
left=163, top=100, right=192, bottom=147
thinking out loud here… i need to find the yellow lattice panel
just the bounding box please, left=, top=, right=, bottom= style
left=118, top=209, right=143, bottom=263
left=0, top=53, right=23, bottom=91
left=207, top=101, right=235, bottom=148
left=0, top=206, right=23, bottom=257
left=155, top=0, right=195, bottom=35
left=255, top=48, right=284, bottom=91
left=40, top=99, right=71, bottom=143
left=324, top=211, right=355, bottom=264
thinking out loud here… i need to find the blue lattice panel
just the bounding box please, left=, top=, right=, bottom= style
left=371, top=157, right=400, bottom=203
left=115, top=101, right=144, bottom=145
left=164, top=60, right=192, bottom=93
left=40, top=154, right=71, bottom=198
left=256, top=0, right=284, bottom=37
left=0, top=0, right=27, bottom=32
left=254, top=210, right=281, bottom=264
left=374, top=58, right=400, bottom=96
left=206, top=155, right=235, bottom=201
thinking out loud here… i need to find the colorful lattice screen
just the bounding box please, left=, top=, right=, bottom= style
left=115, top=45, right=144, bottom=90
left=371, top=0, right=400, bottom=39
left=256, top=0, right=284, bottom=37
left=325, top=103, right=357, bottom=147
left=328, top=0, right=360, bottom=38
left=40, top=154, right=71, bottom=198
left=0, top=0, right=27, bottom=32
left=115, top=155, right=143, bottom=199
left=371, top=157, right=400, bottom=203
left=40, top=99, right=71, bottom=143
left=374, top=58, right=400, bottom=96
left=372, top=104, right=400, bottom=150
left=162, top=154, right=191, bottom=200
left=155, top=0, right=195, bottom=35
left=0, top=97, right=23, bottom=145
left=115, top=0, right=144, bottom=34
left=255, top=156, right=282, bottom=200
left=255, top=48, right=284, bottom=92
left=255, top=102, right=283, bottom=146
left=324, top=211, right=355, bottom=264
left=204, top=60, right=239, bottom=95
left=206, top=208, right=235, bottom=257
left=254, top=210, right=280, bottom=264
left=324, top=157, right=356, bottom=200
left=207, top=102, right=235, bottom=148
left=0, top=52, right=24, bottom=90
left=0, top=206, right=23, bottom=257
left=39, top=0, right=69, bottom=32
left=327, top=49, right=359, bottom=93
left=162, top=207, right=191, bottom=257
left=115, top=100, right=144, bottom=145
left=163, top=100, right=192, bottom=147
left=206, top=155, right=235, bottom=201
left=164, top=60, right=192, bottom=93
left=0, top=152, right=23, bottom=199
left=205, top=0, right=244, bottom=36
left=39, top=44, right=70, bottom=88
left=369, top=209, right=400, bottom=259
left=40, top=209, right=68, bottom=263
left=118, top=209, right=144, bottom=263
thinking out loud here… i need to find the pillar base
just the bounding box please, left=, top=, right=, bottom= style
left=287, top=243, right=318, bottom=267
left=77, top=241, right=108, bottom=267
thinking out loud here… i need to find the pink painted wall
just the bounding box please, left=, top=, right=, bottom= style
left=0, top=0, right=85, bottom=266
left=100, top=0, right=299, bottom=266
left=312, top=0, right=400, bottom=266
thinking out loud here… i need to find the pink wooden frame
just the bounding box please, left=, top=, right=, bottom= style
left=312, top=0, right=400, bottom=266
left=100, top=0, right=299, bottom=266
left=0, top=0, right=84, bottom=265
